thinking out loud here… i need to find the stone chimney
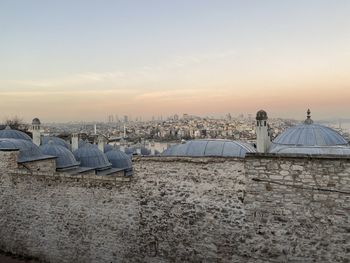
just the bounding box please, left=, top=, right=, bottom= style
left=71, top=133, right=79, bottom=152
left=98, top=135, right=107, bottom=152
left=256, top=110, right=270, bottom=153
left=32, top=118, right=41, bottom=146
left=120, top=145, right=125, bottom=152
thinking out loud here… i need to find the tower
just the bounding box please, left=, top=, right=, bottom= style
left=32, top=118, right=41, bottom=146
left=256, top=110, right=270, bottom=153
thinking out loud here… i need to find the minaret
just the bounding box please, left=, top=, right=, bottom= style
left=32, top=118, right=41, bottom=146
left=256, top=110, right=270, bottom=153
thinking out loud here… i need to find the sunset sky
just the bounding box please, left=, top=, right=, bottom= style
left=1, top=0, right=350, bottom=122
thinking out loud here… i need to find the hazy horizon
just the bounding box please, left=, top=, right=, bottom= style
left=1, top=0, right=350, bottom=122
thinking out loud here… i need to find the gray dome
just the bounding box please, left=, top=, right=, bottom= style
left=0, top=126, right=32, bottom=141
left=124, top=147, right=134, bottom=155
left=40, top=141, right=79, bottom=169
left=104, top=144, right=114, bottom=153
left=0, top=138, right=53, bottom=163
left=125, top=145, right=151, bottom=155
left=32, top=118, right=41, bottom=125
left=256, top=110, right=268, bottom=120
left=162, top=139, right=256, bottom=157
left=73, top=143, right=111, bottom=170
left=42, top=136, right=70, bottom=149
left=105, top=149, right=132, bottom=169
left=78, top=139, right=88, bottom=148
left=272, top=124, right=348, bottom=146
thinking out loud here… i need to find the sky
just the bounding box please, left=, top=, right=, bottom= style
left=1, top=0, right=350, bottom=122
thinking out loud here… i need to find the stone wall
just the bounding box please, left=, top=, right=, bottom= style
left=18, top=158, right=57, bottom=174
left=0, top=153, right=349, bottom=262
left=0, top=151, right=18, bottom=170
left=244, top=154, right=350, bottom=263
left=0, top=156, right=247, bottom=262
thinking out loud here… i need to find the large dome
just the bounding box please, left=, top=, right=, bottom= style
left=162, top=139, right=256, bottom=157
left=0, top=138, right=53, bottom=163
left=40, top=141, right=79, bottom=169
left=272, top=124, right=348, bottom=146
left=105, top=149, right=132, bottom=169
left=73, top=143, right=111, bottom=170
left=0, top=126, right=32, bottom=141
left=269, top=110, right=349, bottom=155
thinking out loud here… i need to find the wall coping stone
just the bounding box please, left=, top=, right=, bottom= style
left=133, top=156, right=244, bottom=163
left=246, top=152, right=350, bottom=160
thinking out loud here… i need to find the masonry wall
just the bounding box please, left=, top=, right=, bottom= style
left=244, top=154, right=350, bottom=263
left=0, top=156, right=247, bottom=263
left=0, top=153, right=349, bottom=263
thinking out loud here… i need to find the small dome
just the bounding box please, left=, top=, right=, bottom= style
left=125, top=146, right=151, bottom=155
left=256, top=110, right=268, bottom=120
left=73, top=143, right=111, bottom=170
left=0, top=126, right=32, bottom=141
left=0, top=138, right=52, bottom=163
left=40, top=141, right=79, bottom=169
left=104, top=144, right=114, bottom=153
left=78, top=139, right=89, bottom=148
left=42, top=136, right=70, bottom=149
left=105, top=149, right=132, bottom=169
left=32, top=118, right=41, bottom=125
left=162, top=139, right=256, bottom=157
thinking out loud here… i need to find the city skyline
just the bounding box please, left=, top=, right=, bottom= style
left=1, top=0, right=350, bottom=122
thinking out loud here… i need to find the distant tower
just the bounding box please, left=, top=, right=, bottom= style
left=32, top=118, right=41, bottom=146
left=256, top=110, right=270, bottom=153
left=94, top=124, right=97, bottom=135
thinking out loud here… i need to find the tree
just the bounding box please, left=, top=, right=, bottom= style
left=3, top=116, right=28, bottom=130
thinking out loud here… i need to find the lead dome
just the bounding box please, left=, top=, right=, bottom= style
left=162, top=139, right=256, bottom=157
left=73, top=143, right=111, bottom=170
left=42, top=136, right=70, bottom=149
left=0, top=138, right=53, bottom=163
left=40, top=141, right=80, bottom=169
left=105, top=149, right=132, bottom=169
left=269, top=109, right=350, bottom=155
left=0, top=126, right=32, bottom=141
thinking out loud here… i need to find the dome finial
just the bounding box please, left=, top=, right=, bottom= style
left=304, top=109, right=313, bottom=124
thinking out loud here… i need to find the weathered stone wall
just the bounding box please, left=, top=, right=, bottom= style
left=0, top=156, right=247, bottom=262
left=18, top=158, right=57, bottom=174
left=0, top=153, right=349, bottom=263
left=244, top=154, right=350, bottom=263
left=0, top=151, right=19, bottom=170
